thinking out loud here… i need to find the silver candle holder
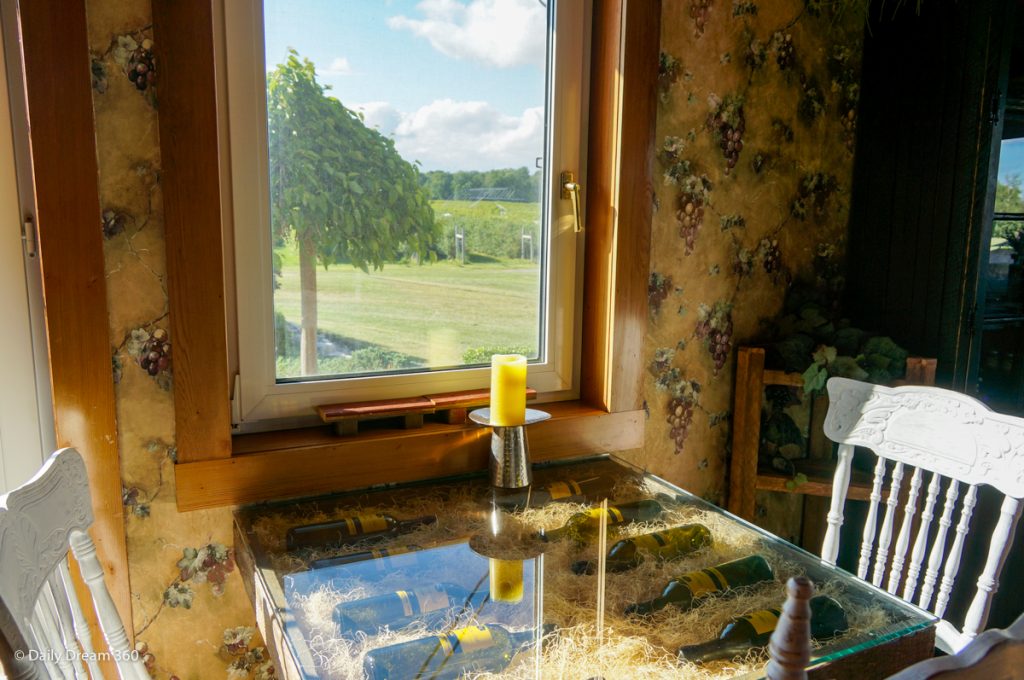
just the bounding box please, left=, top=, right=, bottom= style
left=469, top=407, right=551, bottom=489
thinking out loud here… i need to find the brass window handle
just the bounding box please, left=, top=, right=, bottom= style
left=561, top=171, right=583, bottom=233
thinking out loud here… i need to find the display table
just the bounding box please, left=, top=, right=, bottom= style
left=233, top=456, right=936, bottom=679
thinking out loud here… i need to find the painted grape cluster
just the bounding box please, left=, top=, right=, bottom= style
left=690, top=0, right=714, bottom=36
left=695, top=302, right=734, bottom=372
left=707, top=94, right=745, bottom=174
left=666, top=380, right=701, bottom=455
left=126, top=39, right=155, bottom=91
left=138, top=328, right=170, bottom=376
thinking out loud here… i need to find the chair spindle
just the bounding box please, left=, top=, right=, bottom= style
left=903, top=471, right=942, bottom=602
left=858, top=458, right=888, bottom=579
left=962, top=496, right=1024, bottom=642
left=888, top=466, right=923, bottom=595
left=920, top=478, right=960, bottom=610
left=873, top=461, right=905, bottom=587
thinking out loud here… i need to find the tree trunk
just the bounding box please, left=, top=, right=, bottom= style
left=299, top=233, right=318, bottom=375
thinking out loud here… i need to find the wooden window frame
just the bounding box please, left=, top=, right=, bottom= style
left=155, top=0, right=660, bottom=512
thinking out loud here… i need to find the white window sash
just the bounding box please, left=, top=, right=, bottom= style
left=222, top=0, right=589, bottom=430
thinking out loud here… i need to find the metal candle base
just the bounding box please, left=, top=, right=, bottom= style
left=469, top=408, right=551, bottom=489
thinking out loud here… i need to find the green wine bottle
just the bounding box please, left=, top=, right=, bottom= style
left=309, top=545, right=420, bottom=571
left=333, top=582, right=489, bottom=636
left=286, top=514, right=436, bottom=550
left=541, top=499, right=664, bottom=543
left=362, top=623, right=544, bottom=680
left=571, top=523, right=713, bottom=574
left=677, top=595, right=849, bottom=663
left=494, top=475, right=616, bottom=509
left=625, top=554, right=774, bottom=616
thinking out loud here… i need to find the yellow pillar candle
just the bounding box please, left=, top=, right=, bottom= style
left=489, top=354, right=527, bottom=426
left=489, top=558, right=524, bottom=603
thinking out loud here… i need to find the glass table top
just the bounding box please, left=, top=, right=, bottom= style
left=233, top=455, right=936, bottom=679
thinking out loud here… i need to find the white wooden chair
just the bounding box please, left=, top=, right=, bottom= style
left=820, top=377, right=1024, bottom=654
left=0, top=448, right=149, bottom=679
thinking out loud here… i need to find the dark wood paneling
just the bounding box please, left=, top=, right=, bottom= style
left=846, top=0, right=1009, bottom=388
left=18, top=0, right=132, bottom=644
left=152, top=1, right=232, bottom=461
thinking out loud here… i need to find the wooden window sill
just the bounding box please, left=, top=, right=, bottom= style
left=174, top=400, right=643, bottom=511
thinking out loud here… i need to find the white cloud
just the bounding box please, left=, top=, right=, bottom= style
left=322, top=57, right=352, bottom=75
left=352, top=98, right=543, bottom=172
left=352, top=101, right=403, bottom=135
left=387, top=0, right=546, bottom=69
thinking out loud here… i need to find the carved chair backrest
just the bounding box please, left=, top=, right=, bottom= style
left=820, top=378, right=1024, bottom=654
left=0, top=448, right=149, bottom=679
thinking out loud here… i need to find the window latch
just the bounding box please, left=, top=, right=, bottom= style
left=560, top=171, right=583, bottom=233
left=22, top=216, right=37, bottom=258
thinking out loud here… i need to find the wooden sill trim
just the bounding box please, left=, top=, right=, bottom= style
left=174, top=400, right=643, bottom=511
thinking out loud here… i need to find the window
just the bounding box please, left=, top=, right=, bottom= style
left=222, top=0, right=590, bottom=430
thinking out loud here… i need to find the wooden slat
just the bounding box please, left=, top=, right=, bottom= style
left=152, top=1, right=232, bottom=461
left=18, top=0, right=132, bottom=651
left=763, top=369, right=805, bottom=387
left=176, top=403, right=643, bottom=510
left=755, top=471, right=873, bottom=502
left=728, top=347, right=765, bottom=519
left=427, top=387, right=538, bottom=409
left=317, top=397, right=436, bottom=422
left=581, top=0, right=659, bottom=413
left=318, top=388, right=541, bottom=422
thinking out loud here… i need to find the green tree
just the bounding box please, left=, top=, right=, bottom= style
left=996, top=174, right=1024, bottom=214
left=267, top=51, right=436, bottom=374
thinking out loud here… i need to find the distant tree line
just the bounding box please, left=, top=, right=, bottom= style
left=419, top=167, right=543, bottom=202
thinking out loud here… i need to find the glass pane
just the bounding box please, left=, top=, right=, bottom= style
left=262, top=0, right=549, bottom=382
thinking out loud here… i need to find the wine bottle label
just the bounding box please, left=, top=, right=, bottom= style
left=414, top=587, right=450, bottom=613
left=344, top=515, right=389, bottom=535
left=743, top=608, right=781, bottom=635
left=605, top=507, right=624, bottom=523
left=632, top=532, right=668, bottom=552
left=446, top=626, right=494, bottom=654
left=681, top=570, right=720, bottom=597
left=547, top=480, right=583, bottom=500
left=395, top=590, right=415, bottom=617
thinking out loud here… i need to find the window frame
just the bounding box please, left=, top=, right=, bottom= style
left=223, top=0, right=589, bottom=430
left=155, top=0, right=659, bottom=511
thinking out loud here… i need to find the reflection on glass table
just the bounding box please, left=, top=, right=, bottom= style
left=233, top=456, right=936, bottom=679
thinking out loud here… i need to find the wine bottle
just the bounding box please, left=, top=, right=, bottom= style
left=285, top=514, right=437, bottom=550
left=677, top=595, right=849, bottom=663
left=494, top=475, right=615, bottom=509
left=333, top=582, right=488, bottom=636
left=541, top=499, right=664, bottom=543
left=309, top=545, right=420, bottom=571
left=362, top=623, right=544, bottom=680
left=571, top=523, right=713, bottom=574
left=625, top=554, right=774, bottom=616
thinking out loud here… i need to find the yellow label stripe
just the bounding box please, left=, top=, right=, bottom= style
left=705, top=566, right=729, bottom=590
left=395, top=590, right=414, bottom=617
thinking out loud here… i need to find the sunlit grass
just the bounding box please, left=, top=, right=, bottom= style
left=274, top=258, right=541, bottom=364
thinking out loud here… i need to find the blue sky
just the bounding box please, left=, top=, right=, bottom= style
left=1000, top=138, right=1024, bottom=184
left=263, top=0, right=548, bottom=172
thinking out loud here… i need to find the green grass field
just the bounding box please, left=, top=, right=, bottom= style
left=274, top=200, right=542, bottom=376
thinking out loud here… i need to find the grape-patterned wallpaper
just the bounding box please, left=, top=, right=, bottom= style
left=81, top=0, right=861, bottom=674
left=633, top=0, right=863, bottom=525
left=86, top=0, right=274, bottom=677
